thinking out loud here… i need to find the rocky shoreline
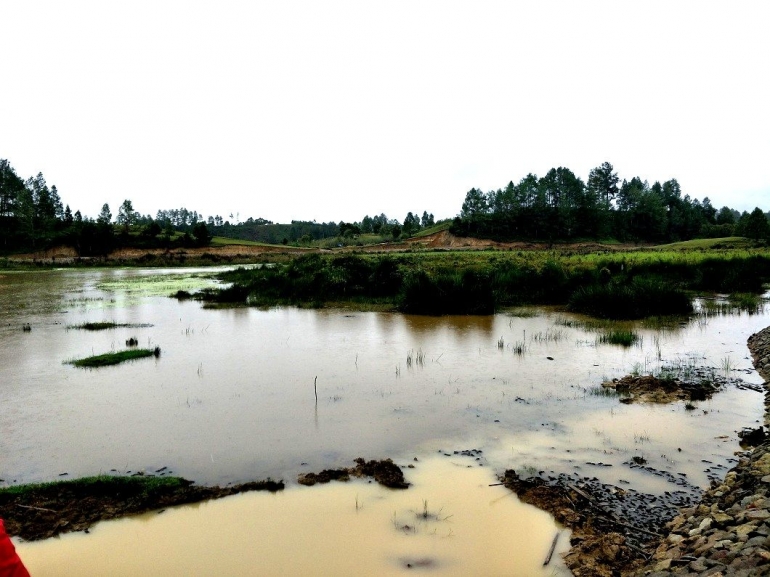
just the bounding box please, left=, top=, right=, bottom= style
left=632, top=326, right=770, bottom=576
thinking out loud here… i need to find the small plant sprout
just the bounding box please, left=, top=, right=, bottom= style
left=512, top=341, right=527, bottom=356
left=633, top=431, right=651, bottom=444
left=721, top=356, right=733, bottom=374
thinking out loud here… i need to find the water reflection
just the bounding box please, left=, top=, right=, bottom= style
left=0, top=269, right=767, bottom=501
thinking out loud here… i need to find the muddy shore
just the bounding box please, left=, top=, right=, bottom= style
left=498, top=326, right=770, bottom=577
left=628, top=327, right=770, bottom=576
left=0, top=477, right=284, bottom=541
left=0, top=458, right=411, bottom=542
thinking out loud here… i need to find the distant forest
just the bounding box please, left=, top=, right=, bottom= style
left=1, top=158, right=768, bottom=256
left=451, top=162, right=770, bottom=244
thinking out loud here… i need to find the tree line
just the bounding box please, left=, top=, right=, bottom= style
left=3, top=157, right=768, bottom=255
left=0, top=158, right=441, bottom=253
left=451, top=162, right=770, bottom=243
left=0, top=159, right=212, bottom=255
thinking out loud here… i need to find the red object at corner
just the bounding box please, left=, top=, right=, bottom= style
left=0, top=519, right=30, bottom=577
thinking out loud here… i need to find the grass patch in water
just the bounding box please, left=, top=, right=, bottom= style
left=68, top=347, right=160, bottom=367
left=598, top=330, right=641, bottom=348
left=68, top=321, right=154, bottom=330
left=586, top=385, right=625, bottom=398
left=0, top=474, right=186, bottom=499
left=728, top=293, right=764, bottom=314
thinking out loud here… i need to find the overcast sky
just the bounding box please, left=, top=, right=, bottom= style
left=2, top=1, right=768, bottom=224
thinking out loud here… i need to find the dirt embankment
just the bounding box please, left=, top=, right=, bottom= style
left=397, top=230, right=640, bottom=252
left=1, top=458, right=409, bottom=542
left=5, top=231, right=642, bottom=265
left=0, top=477, right=283, bottom=542
left=6, top=244, right=309, bottom=266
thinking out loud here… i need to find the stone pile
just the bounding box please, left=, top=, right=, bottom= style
left=634, top=326, right=770, bottom=576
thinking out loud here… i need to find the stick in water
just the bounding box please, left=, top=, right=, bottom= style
left=543, top=532, right=559, bottom=566
left=314, top=376, right=318, bottom=403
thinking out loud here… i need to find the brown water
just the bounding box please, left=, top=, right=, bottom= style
left=16, top=455, right=571, bottom=576
left=1, top=268, right=768, bottom=573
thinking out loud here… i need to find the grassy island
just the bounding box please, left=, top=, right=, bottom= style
left=196, top=247, right=770, bottom=319
left=68, top=347, right=161, bottom=368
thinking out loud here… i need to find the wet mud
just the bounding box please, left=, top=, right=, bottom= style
left=601, top=372, right=735, bottom=404
left=298, top=458, right=409, bottom=489
left=500, top=468, right=691, bottom=576
left=0, top=477, right=283, bottom=541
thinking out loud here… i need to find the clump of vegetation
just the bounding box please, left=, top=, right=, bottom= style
left=126, top=337, right=138, bottom=346
left=598, top=330, right=641, bottom=347
left=586, top=385, right=624, bottom=398
left=728, top=293, right=764, bottom=314
left=0, top=474, right=188, bottom=499
left=568, top=278, right=692, bottom=319
left=196, top=249, right=770, bottom=318
left=68, top=347, right=160, bottom=368
left=68, top=321, right=154, bottom=331
left=398, top=269, right=495, bottom=314
left=0, top=473, right=284, bottom=541
left=530, top=328, right=565, bottom=343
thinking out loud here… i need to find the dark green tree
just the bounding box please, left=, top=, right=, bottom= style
left=192, top=221, right=212, bottom=246
left=586, top=162, right=618, bottom=208
left=117, top=199, right=138, bottom=234
left=716, top=206, right=736, bottom=225
left=97, top=203, right=112, bottom=225
left=0, top=159, right=26, bottom=248
left=402, top=212, right=420, bottom=236
left=743, top=207, right=770, bottom=240
left=460, top=188, right=488, bottom=219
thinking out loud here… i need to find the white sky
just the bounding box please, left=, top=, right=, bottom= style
left=2, top=1, right=769, bottom=224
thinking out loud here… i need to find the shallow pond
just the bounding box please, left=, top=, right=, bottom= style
left=17, top=455, right=571, bottom=576
left=1, top=267, right=768, bottom=573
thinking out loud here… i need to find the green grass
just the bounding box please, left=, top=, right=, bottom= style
left=586, top=385, right=625, bottom=397
left=0, top=474, right=186, bottom=498
left=201, top=246, right=770, bottom=317
left=598, top=330, right=641, bottom=347
left=316, top=234, right=391, bottom=249
left=568, top=278, right=693, bottom=319
left=210, top=236, right=286, bottom=248
left=411, top=220, right=452, bottom=238
left=653, top=237, right=755, bottom=250
left=68, top=347, right=160, bottom=368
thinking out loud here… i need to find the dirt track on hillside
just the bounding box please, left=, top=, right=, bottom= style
left=8, top=231, right=641, bottom=264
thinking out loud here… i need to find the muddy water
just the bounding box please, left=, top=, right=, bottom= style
left=2, top=269, right=769, bottom=571
left=16, top=456, right=571, bottom=576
